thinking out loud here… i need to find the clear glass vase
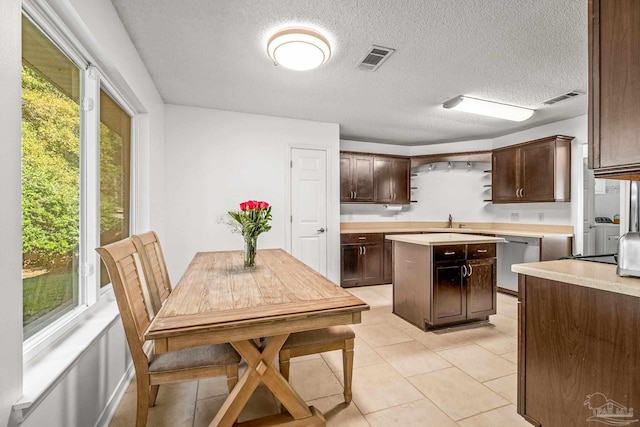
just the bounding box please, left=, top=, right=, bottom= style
left=244, top=236, right=257, bottom=269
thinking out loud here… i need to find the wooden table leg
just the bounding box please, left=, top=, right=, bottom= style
left=209, top=334, right=325, bottom=427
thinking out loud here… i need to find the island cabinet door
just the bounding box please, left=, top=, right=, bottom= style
left=433, top=261, right=466, bottom=324
left=466, top=258, right=497, bottom=319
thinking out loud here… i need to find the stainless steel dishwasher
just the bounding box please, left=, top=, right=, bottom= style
left=496, top=235, right=540, bottom=293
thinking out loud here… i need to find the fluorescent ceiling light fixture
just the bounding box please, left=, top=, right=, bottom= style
left=267, top=27, right=331, bottom=71
left=443, top=95, right=534, bottom=122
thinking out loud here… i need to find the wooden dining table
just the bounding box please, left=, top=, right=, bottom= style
left=145, top=249, right=369, bottom=427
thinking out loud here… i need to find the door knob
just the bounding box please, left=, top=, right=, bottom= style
left=317, top=228, right=326, bottom=233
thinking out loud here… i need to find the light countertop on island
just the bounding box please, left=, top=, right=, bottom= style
left=386, top=233, right=506, bottom=246
left=512, top=259, right=640, bottom=298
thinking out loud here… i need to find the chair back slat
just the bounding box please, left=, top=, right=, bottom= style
left=132, top=231, right=172, bottom=313
left=97, top=238, right=155, bottom=363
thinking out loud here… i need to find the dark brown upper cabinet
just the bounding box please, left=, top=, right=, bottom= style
left=491, top=135, right=572, bottom=204
left=589, top=0, right=640, bottom=180
left=340, top=153, right=374, bottom=202
left=374, top=156, right=410, bottom=204
left=340, top=152, right=410, bottom=204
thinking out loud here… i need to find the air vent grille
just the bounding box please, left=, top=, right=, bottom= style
left=543, top=90, right=585, bottom=105
left=356, top=45, right=395, bottom=71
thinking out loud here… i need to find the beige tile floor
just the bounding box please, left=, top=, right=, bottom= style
left=109, top=286, right=530, bottom=427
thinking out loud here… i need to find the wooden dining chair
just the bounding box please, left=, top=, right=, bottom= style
left=131, top=231, right=172, bottom=313
left=279, top=326, right=355, bottom=403
left=97, top=238, right=240, bottom=427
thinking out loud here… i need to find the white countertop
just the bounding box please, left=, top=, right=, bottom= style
left=341, top=226, right=572, bottom=238
left=385, top=233, right=506, bottom=246
left=512, top=260, right=640, bottom=298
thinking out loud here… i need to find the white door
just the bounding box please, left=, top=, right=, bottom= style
left=291, top=148, right=327, bottom=275
left=583, top=159, right=596, bottom=255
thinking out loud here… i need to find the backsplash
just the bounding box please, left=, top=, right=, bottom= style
left=341, top=161, right=573, bottom=226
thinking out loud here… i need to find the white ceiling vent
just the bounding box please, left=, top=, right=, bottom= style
left=543, top=90, right=585, bottom=105
left=356, top=45, right=395, bottom=71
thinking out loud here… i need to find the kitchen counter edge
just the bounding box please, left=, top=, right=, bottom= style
left=512, top=260, right=640, bottom=298
left=340, top=226, right=572, bottom=238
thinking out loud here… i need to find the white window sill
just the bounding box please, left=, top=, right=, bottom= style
left=12, top=293, right=121, bottom=424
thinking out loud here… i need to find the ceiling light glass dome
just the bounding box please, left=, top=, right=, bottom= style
left=267, top=28, right=331, bottom=71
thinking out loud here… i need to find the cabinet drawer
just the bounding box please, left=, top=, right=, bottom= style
left=467, top=243, right=496, bottom=259
left=433, top=245, right=466, bottom=261
left=341, top=233, right=383, bottom=244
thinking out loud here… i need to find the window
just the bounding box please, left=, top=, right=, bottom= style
left=22, top=15, right=81, bottom=339
left=21, top=12, right=134, bottom=345
left=99, top=90, right=131, bottom=287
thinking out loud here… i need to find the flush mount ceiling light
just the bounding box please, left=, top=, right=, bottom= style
left=267, top=27, right=331, bottom=71
left=443, top=95, right=534, bottom=122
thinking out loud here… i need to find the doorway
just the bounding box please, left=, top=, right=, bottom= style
left=582, top=158, right=625, bottom=255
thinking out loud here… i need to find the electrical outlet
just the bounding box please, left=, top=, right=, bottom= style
left=538, top=213, right=545, bottom=222
left=511, top=212, right=520, bottom=222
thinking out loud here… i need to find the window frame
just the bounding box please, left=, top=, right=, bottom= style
left=21, top=1, right=138, bottom=363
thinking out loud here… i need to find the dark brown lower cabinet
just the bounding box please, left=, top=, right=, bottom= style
left=393, top=241, right=497, bottom=330
left=340, top=233, right=383, bottom=287
left=518, top=274, right=640, bottom=427
left=340, top=244, right=361, bottom=287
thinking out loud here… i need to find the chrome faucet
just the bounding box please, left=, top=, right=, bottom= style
left=447, top=214, right=452, bottom=228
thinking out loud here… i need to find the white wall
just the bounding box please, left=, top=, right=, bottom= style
left=0, top=0, right=25, bottom=425
left=164, top=105, right=341, bottom=284
left=0, top=0, right=166, bottom=426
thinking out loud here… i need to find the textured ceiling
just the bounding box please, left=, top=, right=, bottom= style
left=111, top=0, right=588, bottom=145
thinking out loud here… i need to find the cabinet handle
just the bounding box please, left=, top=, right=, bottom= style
left=462, top=265, right=468, bottom=277
left=359, top=246, right=363, bottom=255
left=516, top=189, right=519, bottom=197
left=363, top=246, right=366, bottom=255
left=444, top=251, right=455, bottom=255
left=358, top=237, right=366, bottom=240
left=520, top=188, right=524, bottom=198
left=468, top=264, right=473, bottom=276
left=476, top=249, right=488, bottom=253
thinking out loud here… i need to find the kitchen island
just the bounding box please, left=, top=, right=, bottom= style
left=513, top=260, right=640, bottom=427
left=387, top=233, right=505, bottom=330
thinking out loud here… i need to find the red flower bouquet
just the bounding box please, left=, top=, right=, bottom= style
left=228, top=200, right=272, bottom=268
